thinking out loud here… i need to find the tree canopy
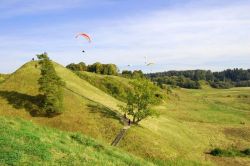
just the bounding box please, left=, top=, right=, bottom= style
left=66, top=62, right=119, bottom=75
left=146, top=69, right=250, bottom=89
left=119, top=79, right=158, bottom=124
left=37, top=53, right=65, bottom=116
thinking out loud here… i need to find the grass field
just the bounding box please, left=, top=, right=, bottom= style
left=0, top=61, right=249, bottom=165
left=0, top=116, right=153, bottom=166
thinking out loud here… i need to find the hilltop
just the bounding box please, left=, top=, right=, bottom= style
left=0, top=61, right=250, bottom=165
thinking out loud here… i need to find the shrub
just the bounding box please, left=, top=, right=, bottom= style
left=242, top=148, right=250, bottom=155
left=210, top=148, right=250, bottom=157
left=210, top=148, right=223, bottom=156
left=209, top=81, right=233, bottom=89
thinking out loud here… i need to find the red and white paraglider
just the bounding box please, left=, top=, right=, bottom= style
left=75, top=33, right=91, bottom=52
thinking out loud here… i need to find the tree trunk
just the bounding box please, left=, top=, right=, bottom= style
left=133, top=116, right=136, bottom=123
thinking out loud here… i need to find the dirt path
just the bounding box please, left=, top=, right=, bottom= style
left=111, top=116, right=131, bottom=146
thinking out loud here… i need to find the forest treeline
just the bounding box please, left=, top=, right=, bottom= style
left=146, top=69, right=250, bottom=89
left=66, top=62, right=144, bottom=78
left=66, top=62, right=250, bottom=89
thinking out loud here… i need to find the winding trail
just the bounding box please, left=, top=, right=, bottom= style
left=111, top=116, right=131, bottom=146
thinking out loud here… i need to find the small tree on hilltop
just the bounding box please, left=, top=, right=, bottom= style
left=119, top=79, right=158, bottom=124
left=37, top=53, right=65, bottom=116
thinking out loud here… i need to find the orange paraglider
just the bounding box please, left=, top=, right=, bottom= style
left=75, top=33, right=91, bottom=53
left=75, top=33, right=91, bottom=43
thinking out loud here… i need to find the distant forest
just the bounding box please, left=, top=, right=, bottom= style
left=146, top=69, right=250, bottom=89
left=66, top=62, right=250, bottom=89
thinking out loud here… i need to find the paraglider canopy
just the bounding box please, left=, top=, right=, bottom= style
left=75, top=33, right=91, bottom=43
left=146, top=62, right=154, bottom=66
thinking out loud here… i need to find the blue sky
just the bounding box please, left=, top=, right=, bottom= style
left=0, top=0, right=250, bottom=73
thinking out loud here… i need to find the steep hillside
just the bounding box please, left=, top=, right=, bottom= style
left=0, top=61, right=123, bottom=144
left=0, top=116, right=153, bottom=166
left=0, top=74, right=9, bottom=83
left=0, top=61, right=250, bottom=166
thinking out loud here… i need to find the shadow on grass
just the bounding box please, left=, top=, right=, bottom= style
left=87, top=103, right=123, bottom=125
left=65, top=87, right=123, bottom=124
left=0, top=90, right=46, bottom=117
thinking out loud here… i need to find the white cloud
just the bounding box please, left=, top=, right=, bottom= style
left=86, top=2, right=250, bottom=70
left=0, top=0, right=250, bottom=73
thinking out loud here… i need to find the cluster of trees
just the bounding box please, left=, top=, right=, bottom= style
left=66, top=62, right=119, bottom=75
left=37, top=53, right=65, bottom=116
left=121, top=70, right=144, bottom=79
left=66, top=62, right=146, bottom=79
left=147, top=69, right=250, bottom=89
left=153, top=76, right=201, bottom=89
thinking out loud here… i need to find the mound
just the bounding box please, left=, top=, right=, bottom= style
left=0, top=61, right=123, bottom=143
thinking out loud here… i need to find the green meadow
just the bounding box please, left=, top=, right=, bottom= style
left=0, top=116, right=153, bottom=166
left=0, top=61, right=249, bottom=165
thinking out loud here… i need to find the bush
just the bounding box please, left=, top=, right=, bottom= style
left=210, top=148, right=223, bottom=156
left=242, top=148, right=250, bottom=155
left=209, top=81, right=233, bottom=89
left=210, top=148, right=250, bottom=157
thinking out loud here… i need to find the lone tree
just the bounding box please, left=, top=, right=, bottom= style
left=37, top=53, right=65, bottom=116
left=120, top=79, right=158, bottom=124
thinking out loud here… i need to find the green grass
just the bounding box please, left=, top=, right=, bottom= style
left=0, top=116, right=153, bottom=166
left=74, top=71, right=132, bottom=101
left=0, top=61, right=250, bottom=166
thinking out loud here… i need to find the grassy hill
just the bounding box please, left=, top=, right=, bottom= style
left=0, top=116, right=153, bottom=166
left=0, top=61, right=250, bottom=166
left=0, top=61, right=123, bottom=143
left=0, top=74, right=9, bottom=83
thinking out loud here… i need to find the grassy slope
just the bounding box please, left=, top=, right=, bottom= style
left=75, top=71, right=132, bottom=101
left=74, top=69, right=250, bottom=163
left=74, top=69, right=250, bottom=166
left=0, top=61, right=250, bottom=166
left=0, top=61, right=123, bottom=144
left=0, top=74, right=9, bottom=82
left=0, top=116, right=153, bottom=166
